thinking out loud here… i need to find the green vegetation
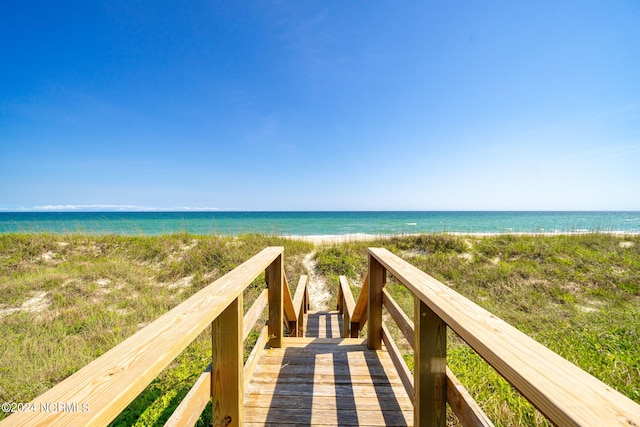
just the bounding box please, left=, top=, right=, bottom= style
left=0, top=233, right=312, bottom=426
left=317, top=233, right=640, bottom=425
left=1, top=233, right=638, bottom=426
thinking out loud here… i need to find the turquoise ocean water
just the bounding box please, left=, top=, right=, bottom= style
left=0, top=211, right=639, bottom=236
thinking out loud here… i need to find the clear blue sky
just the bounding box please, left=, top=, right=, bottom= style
left=1, top=1, right=639, bottom=211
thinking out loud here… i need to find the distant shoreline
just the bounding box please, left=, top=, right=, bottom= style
left=1, top=230, right=639, bottom=243
left=284, top=231, right=640, bottom=244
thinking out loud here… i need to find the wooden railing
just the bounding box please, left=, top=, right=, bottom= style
left=343, top=248, right=640, bottom=427
left=1, top=247, right=309, bottom=427
left=337, top=272, right=368, bottom=338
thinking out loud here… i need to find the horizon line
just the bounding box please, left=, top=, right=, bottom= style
left=1, top=207, right=639, bottom=213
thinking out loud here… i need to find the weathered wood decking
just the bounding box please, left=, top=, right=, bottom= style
left=244, top=311, right=413, bottom=426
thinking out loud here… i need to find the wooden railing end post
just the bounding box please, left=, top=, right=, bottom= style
left=267, top=254, right=284, bottom=348
left=211, top=294, right=244, bottom=427
left=414, top=295, right=447, bottom=427
left=367, top=253, right=384, bottom=350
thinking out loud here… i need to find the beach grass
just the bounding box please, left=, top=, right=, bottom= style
left=0, top=233, right=638, bottom=426
left=316, top=233, right=640, bottom=425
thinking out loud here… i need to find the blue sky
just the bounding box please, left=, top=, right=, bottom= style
left=1, top=1, right=639, bottom=211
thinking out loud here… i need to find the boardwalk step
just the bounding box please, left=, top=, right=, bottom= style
left=244, top=335, right=413, bottom=426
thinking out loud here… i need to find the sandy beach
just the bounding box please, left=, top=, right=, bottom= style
left=283, top=231, right=640, bottom=245
left=284, top=233, right=394, bottom=244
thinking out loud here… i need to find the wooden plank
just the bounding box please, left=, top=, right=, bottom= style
left=243, top=289, right=267, bottom=341
left=305, top=285, right=309, bottom=312
left=414, top=296, right=446, bottom=427
left=244, top=332, right=415, bottom=426
left=367, top=256, right=384, bottom=350
left=306, top=311, right=343, bottom=339
left=447, top=367, right=495, bottom=427
left=297, top=301, right=305, bottom=337
left=254, top=363, right=400, bottom=379
left=351, top=272, right=369, bottom=337
left=0, top=247, right=283, bottom=427
left=382, top=324, right=414, bottom=402
left=282, top=272, right=297, bottom=329
left=369, top=247, right=640, bottom=427
left=249, top=373, right=400, bottom=387
left=211, top=295, right=243, bottom=427
left=256, top=354, right=395, bottom=367
left=246, top=382, right=410, bottom=398
left=244, top=394, right=413, bottom=411
left=339, top=276, right=356, bottom=338
left=282, top=339, right=370, bottom=355
left=164, top=364, right=211, bottom=427
left=267, top=254, right=284, bottom=348
left=382, top=288, right=414, bottom=348
left=292, top=275, right=308, bottom=337
left=339, top=276, right=356, bottom=318
left=244, top=326, right=268, bottom=390
left=244, top=406, right=411, bottom=426
left=283, top=337, right=366, bottom=346
left=292, top=275, right=308, bottom=319
left=329, top=311, right=341, bottom=338
left=318, top=311, right=327, bottom=338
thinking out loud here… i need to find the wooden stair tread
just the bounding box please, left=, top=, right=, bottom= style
left=244, top=335, right=413, bottom=426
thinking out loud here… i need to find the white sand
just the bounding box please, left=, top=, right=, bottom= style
left=284, top=231, right=640, bottom=245
left=0, top=291, right=51, bottom=318
left=301, top=252, right=331, bottom=310
left=284, top=233, right=398, bottom=244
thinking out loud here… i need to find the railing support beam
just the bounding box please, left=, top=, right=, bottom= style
left=367, top=254, right=385, bottom=350
left=267, top=255, right=284, bottom=348
left=414, top=297, right=447, bottom=427
left=212, top=294, right=243, bottom=427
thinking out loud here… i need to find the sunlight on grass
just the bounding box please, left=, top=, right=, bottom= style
left=1, top=233, right=638, bottom=425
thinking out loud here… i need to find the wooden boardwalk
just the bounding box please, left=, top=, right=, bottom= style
left=244, top=311, right=413, bottom=426
left=5, top=247, right=639, bottom=427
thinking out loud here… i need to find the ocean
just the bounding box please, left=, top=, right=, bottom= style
left=0, top=211, right=639, bottom=236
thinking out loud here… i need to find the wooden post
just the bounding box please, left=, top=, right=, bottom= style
left=414, top=296, right=447, bottom=427
left=302, top=284, right=308, bottom=336
left=339, top=283, right=350, bottom=337
left=367, top=254, right=385, bottom=350
left=297, top=302, right=305, bottom=337
left=212, top=295, right=243, bottom=427
left=267, top=255, right=284, bottom=348
left=343, top=307, right=351, bottom=338
left=305, top=286, right=309, bottom=311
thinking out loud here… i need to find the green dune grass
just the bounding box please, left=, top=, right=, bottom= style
left=0, top=233, right=638, bottom=426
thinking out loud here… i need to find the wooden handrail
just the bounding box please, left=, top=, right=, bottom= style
left=2, top=247, right=284, bottom=427
left=292, top=275, right=308, bottom=320
left=349, top=272, right=369, bottom=338
left=282, top=272, right=297, bottom=331
left=382, top=288, right=414, bottom=348
left=340, top=270, right=488, bottom=425
left=338, top=276, right=356, bottom=318
left=243, top=289, right=268, bottom=340
left=381, top=289, right=493, bottom=426
left=165, top=364, right=212, bottom=427
left=381, top=324, right=414, bottom=401
left=368, top=247, right=640, bottom=427
left=168, top=269, right=308, bottom=426
left=337, top=276, right=356, bottom=337
left=292, top=275, right=309, bottom=337
left=167, top=285, right=274, bottom=427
